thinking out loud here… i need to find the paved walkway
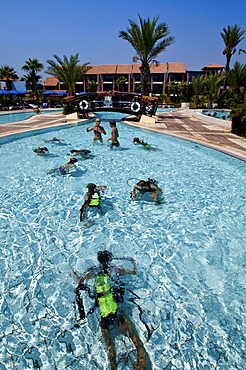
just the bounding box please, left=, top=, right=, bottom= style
left=0, top=109, right=246, bottom=161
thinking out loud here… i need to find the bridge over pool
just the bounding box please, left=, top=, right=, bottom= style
left=88, top=106, right=134, bottom=114
left=64, top=92, right=159, bottom=116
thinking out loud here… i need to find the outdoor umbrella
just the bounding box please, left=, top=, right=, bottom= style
left=8, top=90, right=20, bottom=94
left=16, top=91, right=30, bottom=94
left=55, top=91, right=67, bottom=95
left=42, top=91, right=59, bottom=108
left=42, top=91, right=57, bottom=95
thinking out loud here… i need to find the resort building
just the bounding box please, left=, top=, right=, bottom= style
left=42, top=62, right=224, bottom=95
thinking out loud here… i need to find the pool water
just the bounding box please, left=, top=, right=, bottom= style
left=0, top=110, right=62, bottom=124
left=0, top=112, right=245, bottom=369
left=157, top=108, right=178, bottom=112
left=202, top=109, right=231, bottom=120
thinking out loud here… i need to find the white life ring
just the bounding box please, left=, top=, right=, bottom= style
left=79, top=100, right=89, bottom=110
left=131, top=102, right=141, bottom=113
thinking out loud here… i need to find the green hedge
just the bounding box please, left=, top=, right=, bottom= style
left=231, top=105, right=246, bottom=137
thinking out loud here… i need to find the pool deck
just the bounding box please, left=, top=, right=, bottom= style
left=0, top=109, right=246, bottom=161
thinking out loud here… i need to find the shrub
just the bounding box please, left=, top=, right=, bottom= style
left=63, top=105, right=69, bottom=115
left=217, top=89, right=242, bottom=109
left=231, top=105, right=246, bottom=137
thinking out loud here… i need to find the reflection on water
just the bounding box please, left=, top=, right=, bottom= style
left=0, top=112, right=245, bottom=369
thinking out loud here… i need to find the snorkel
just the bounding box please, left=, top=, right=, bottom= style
left=147, top=178, right=158, bottom=185
left=112, top=256, right=137, bottom=271
left=97, top=250, right=136, bottom=271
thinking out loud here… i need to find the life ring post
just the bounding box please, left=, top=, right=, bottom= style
left=131, top=102, right=141, bottom=113
left=79, top=100, right=89, bottom=110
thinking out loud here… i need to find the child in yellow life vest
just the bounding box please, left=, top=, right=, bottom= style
left=71, top=250, right=148, bottom=370
left=80, top=183, right=107, bottom=221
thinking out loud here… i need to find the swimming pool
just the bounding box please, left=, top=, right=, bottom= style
left=157, top=108, right=178, bottom=112
left=0, top=109, right=62, bottom=124
left=202, top=109, right=231, bottom=120
left=0, top=112, right=245, bottom=369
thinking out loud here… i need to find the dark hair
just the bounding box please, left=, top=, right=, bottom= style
left=110, top=120, right=116, bottom=127
left=87, top=183, right=96, bottom=191
left=69, top=157, right=78, bottom=163
left=133, top=137, right=140, bottom=142
left=137, top=180, right=147, bottom=187
left=97, top=250, right=113, bottom=266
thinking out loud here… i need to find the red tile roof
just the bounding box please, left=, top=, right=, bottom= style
left=131, top=64, right=141, bottom=73
left=86, top=65, right=102, bottom=74
left=44, top=77, right=59, bottom=86
left=167, top=63, right=186, bottom=73
left=86, top=63, right=187, bottom=74
left=100, top=64, right=118, bottom=73
left=202, top=63, right=224, bottom=70
left=86, top=65, right=118, bottom=74
left=116, top=64, right=133, bottom=74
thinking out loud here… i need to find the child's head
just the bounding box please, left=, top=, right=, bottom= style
left=110, top=120, right=116, bottom=127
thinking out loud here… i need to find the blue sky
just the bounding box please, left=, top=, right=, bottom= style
left=1, top=0, right=246, bottom=79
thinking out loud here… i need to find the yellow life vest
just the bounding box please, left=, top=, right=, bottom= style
left=95, top=274, right=118, bottom=317
left=89, top=193, right=100, bottom=206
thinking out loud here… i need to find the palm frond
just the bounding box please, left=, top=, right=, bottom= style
left=46, top=54, right=91, bottom=95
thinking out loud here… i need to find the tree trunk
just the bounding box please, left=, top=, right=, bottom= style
left=226, top=53, right=231, bottom=69
left=6, top=78, right=11, bottom=91
left=207, top=96, right=213, bottom=109
left=243, top=87, right=246, bottom=106
left=140, top=65, right=150, bottom=96
left=194, top=96, right=199, bottom=106
left=31, top=71, right=39, bottom=106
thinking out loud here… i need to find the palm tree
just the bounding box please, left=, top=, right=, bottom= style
left=87, top=80, right=98, bottom=92
left=166, top=81, right=186, bottom=103
left=119, top=15, right=174, bottom=96
left=239, top=49, right=246, bottom=55
left=220, top=25, right=245, bottom=68
left=191, top=75, right=206, bottom=106
left=204, top=73, right=225, bottom=108
left=46, top=54, right=91, bottom=96
left=0, top=65, right=18, bottom=90
left=226, top=62, right=246, bottom=105
left=116, top=76, right=127, bottom=92
left=22, top=58, right=44, bottom=105
left=226, top=61, right=246, bottom=90
left=22, top=72, right=42, bottom=91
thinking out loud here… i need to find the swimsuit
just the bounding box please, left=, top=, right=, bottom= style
left=143, top=144, right=151, bottom=149
left=94, top=126, right=103, bottom=135
left=59, top=167, right=66, bottom=175
left=111, top=141, right=120, bottom=147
